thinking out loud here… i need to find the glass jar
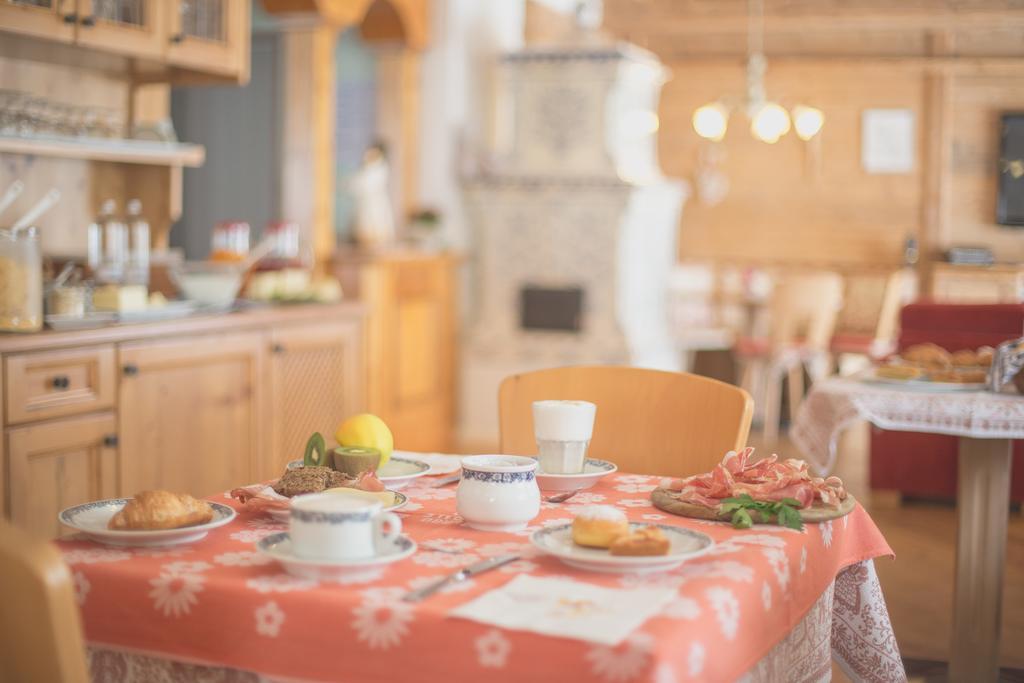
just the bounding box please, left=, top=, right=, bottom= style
left=210, top=221, right=250, bottom=262
left=0, top=227, right=43, bottom=332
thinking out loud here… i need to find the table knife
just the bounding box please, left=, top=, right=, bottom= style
left=401, top=554, right=519, bottom=602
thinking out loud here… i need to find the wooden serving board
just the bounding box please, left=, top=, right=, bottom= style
left=650, top=487, right=856, bottom=524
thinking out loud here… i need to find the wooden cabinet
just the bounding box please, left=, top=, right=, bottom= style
left=265, top=320, right=364, bottom=480
left=165, top=0, right=249, bottom=81
left=0, top=0, right=250, bottom=82
left=118, top=332, right=263, bottom=497
left=5, top=345, right=115, bottom=425
left=74, top=0, right=165, bottom=59
left=335, top=251, right=459, bottom=452
left=7, top=413, right=117, bottom=539
left=0, top=0, right=76, bottom=43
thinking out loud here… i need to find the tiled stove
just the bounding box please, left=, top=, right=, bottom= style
left=459, top=39, right=688, bottom=445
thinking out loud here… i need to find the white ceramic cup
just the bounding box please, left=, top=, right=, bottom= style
left=289, top=493, right=401, bottom=561
left=456, top=455, right=540, bottom=532
left=532, top=400, right=597, bottom=474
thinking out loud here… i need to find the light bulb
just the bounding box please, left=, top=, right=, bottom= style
left=750, top=102, right=791, bottom=144
left=692, top=103, right=728, bottom=141
left=792, top=105, right=824, bottom=141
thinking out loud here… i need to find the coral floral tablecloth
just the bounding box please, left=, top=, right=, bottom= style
left=58, top=464, right=905, bottom=683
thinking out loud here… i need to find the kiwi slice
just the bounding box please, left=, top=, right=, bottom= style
left=332, top=446, right=381, bottom=476
left=303, top=432, right=328, bottom=467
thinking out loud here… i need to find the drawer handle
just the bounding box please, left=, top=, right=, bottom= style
left=62, top=12, right=78, bottom=24
left=122, top=364, right=139, bottom=377
left=169, top=33, right=184, bottom=44
left=80, top=14, right=95, bottom=27
left=51, top=375, right=71, bottom=390
left=103, top=434, right=119, bottom=448
left=271, top=344, right=285, bottom=354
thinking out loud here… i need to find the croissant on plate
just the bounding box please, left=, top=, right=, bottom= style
left=108, top=490, right=213, bottom=530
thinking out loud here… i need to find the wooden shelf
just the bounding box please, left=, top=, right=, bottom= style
left=0, top=135, right=205, bottom=167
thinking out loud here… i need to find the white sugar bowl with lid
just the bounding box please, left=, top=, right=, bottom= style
left=457, top=455, right=540, bottom=532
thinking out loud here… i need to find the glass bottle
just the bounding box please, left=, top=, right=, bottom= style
left=125, top=198, right=150, bottom=286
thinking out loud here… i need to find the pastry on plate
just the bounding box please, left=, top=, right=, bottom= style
left=951, top=349, right=980, bottom=367
left=900, top=343, right=952, bottom=370
left=572, top=505, right=629, bottom=548
left=609, top=526, right=670, bottom=556
left=875, top=364, right=925, bottom=380
left=109, top=490, right=213, bottom=530
left=976, top=346, right=995, bottom=367
left=930, top=369, right=987, bottom=384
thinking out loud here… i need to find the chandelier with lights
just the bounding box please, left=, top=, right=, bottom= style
left=692, top=0, right=824, bottom=144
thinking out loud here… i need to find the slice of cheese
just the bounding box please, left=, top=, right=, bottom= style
left=323, top=487, right=396, bottom=508
left=93, top=284, right=148, bottom=312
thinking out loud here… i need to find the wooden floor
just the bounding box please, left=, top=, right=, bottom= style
left=460, top=420, right=1024, bottom=673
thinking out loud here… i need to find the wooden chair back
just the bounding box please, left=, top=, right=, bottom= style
left=835, top=268, right=917, bottom=352
left=768, top=271, right=844, bottom=351
left=0, top=521, right=89, bottom=683
left=498, top=366, right=754, bottom=478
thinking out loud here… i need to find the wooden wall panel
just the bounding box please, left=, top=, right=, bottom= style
left=948, top=74, right=1024, bottom=262
left=658, top=62, right=924, bottom=267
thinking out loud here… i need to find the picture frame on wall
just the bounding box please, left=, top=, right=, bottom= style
left=861, top=109, right=915, bottom=174
left=997, top=113, right=1024, bottom=227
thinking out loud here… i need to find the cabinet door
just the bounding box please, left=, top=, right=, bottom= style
left=265, top=320, right=363, bottom=480
left=0, top=0, right=75, bottom=43
left=364, top=258, right=457, bottom=452
left=75, top=0, right=164, bottom=60
left=165, top=0, right=250, bottom=81
left=119, top=332, right=263, bottom=497
left=8, top=413, right=118, bottom=539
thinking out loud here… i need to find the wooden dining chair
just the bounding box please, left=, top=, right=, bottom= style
left=0, top=520, right=90, bottom=683
left=498, top=366, right=753, bottom=479
left=736, top=270, right=844, bottom=445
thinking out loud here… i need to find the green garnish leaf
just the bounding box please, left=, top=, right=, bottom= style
left=731, top=508, right=753, bottom=529
left=721, top=494, right=804, bottom=530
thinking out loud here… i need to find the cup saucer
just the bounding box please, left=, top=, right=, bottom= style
left=535, top=458, right=618, bottom=492
left=256, top=532, right=417, bottom=583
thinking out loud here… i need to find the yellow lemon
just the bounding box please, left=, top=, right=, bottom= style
left=335, top=413, right=394, bottom=468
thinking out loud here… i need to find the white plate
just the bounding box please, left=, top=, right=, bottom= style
left=395, top=451, right=463, bottom=476
left=45, top=312, right=117, bottom=331
left=858, top=370, right=988, bottom=393
left=535, top=458, right=618, bottom=492
left=256, top=532, right=416, bottom=582
left=286, top=456, right=431, bottom=490
left=377, top=457, right=432, bottom=489
left=530, top=523, right=714, bottom=574
left=59, top=498, right=236, bottom=547
left=266, top=490, right=408, bottom=522
left=117, top=300, right=198, bottom=323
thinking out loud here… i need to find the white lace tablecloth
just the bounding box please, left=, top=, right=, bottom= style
left=86, top=559, right=899, bottom=683
left=791, top=377, right=1024, bottom=474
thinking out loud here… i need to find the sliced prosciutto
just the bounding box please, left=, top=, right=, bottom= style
left=668, top=447, right=847, bottom=510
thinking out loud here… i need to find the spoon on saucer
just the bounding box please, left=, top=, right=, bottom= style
left=544, top=490, right=578, bottom=504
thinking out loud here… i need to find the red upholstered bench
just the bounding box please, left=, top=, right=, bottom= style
left=869, top=302, right=1024, bottom=502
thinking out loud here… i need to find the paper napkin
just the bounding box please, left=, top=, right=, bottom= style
left=449, top=575, right=675, bottom=646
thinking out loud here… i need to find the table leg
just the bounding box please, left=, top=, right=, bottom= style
left=950, top=437, right=1012, bottom=682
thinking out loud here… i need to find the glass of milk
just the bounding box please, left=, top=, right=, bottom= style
left=531, top=400, right=597, bottom=474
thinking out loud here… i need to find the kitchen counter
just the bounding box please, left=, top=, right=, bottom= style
left=0, top=301, right=365, bottom=354
left=2, top=299, right=367, bottom=537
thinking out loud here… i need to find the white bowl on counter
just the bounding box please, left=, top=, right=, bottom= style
left=172, top=262, right=244, bottom=308
left=456, top=455, right=540, bottom=532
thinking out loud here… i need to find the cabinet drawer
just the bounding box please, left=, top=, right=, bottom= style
left=6, top=346, right=116, bottom=425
